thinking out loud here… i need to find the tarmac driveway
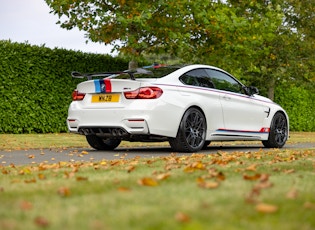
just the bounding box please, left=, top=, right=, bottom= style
left=1, top=142, right=314, bottom=166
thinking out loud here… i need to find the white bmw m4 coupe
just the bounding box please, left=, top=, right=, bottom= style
left=67, top=64, right=289, bottom=152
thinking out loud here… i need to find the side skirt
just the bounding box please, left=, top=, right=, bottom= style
left=209, top=128, right=269, bottom=141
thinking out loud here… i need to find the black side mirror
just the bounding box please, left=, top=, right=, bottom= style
left=248, top=86, right=259, bottom=95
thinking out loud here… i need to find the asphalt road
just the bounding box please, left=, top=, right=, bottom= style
left=1, top=142, right=314, bottom=167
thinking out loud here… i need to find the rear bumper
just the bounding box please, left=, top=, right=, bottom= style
left=67, top=100, right=184, bottom=138
left=67, top=118, right=149, bottom=136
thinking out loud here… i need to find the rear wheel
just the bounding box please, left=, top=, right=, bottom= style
left=169, top=107, right=206, bottom=152
left=262, top=112, right=288, bottom=148
left=86, top=135, right=121, bottom=150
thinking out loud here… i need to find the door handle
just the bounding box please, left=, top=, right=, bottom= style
left=223, top=95, right=231, bottom=100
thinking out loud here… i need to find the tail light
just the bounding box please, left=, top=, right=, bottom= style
left=72, top=90, right=86, bottom=101
left=124, top=87, right=163, bottom=99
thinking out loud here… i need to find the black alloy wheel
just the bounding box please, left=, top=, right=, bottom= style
left=262, top=112, right=288, bottom=148
left=169, top=107, right=207, bottom=152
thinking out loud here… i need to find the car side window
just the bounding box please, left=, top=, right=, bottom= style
left=179, top=69, right=214, bottom=88
left=205, top=69, right=245, bottom=94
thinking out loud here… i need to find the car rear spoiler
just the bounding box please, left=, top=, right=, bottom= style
left=71, top=68, right=153, bottom=80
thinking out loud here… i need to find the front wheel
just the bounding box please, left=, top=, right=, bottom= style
left=169, top=107, right=207, bottom=152
left=262, top=112, right=288, bottom=148
left=86, top=135, right=121, bottom=150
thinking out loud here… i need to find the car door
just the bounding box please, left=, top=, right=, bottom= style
left=178, top=68, right=224, bottom=134
left=205, top=69, right=268, bottom=133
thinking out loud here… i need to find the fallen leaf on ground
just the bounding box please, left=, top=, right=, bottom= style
left=38, top=173, right=46, bottom=180
left=198, top=181, right=220, bottom=189
left=126, top=165, right=135, bottom=173
left=304, top=202, right=315, bottom=210
left=64, top=171, right=75, bottom=179
left=243, top=173, right=261, bottom=181
left=34, top=216, right=50, bottom=227
left=283, top=169, right=295, bottom=174
left=215, top=171, right=226, bottom=181
left=259, top=174, right=269, bottom=182
left=1, top=168, right=9, bottom=174
left=76, top=176, right=88, bottom=181
left=57, top=187, right=71, bottom=197
left=246, top=164, right=258, bottom=171
left=207, top=168, right=226, bottom=181
left=175, top=212, right=190, bottom=223
left=24, top=178, right=36, bottom=183
left=184, top=161, right=206, bottom=172
left=286, top=188, right=298, bottom=199
left=20, top=167, right=32, bottom=175
left=137, top=177, right=158, bottom=186
left=20, top=200, right=33, bottom=211
left=155, top=173, right=171, bottom=181
left=255, top=203, right=278, bottom=213
left=254, top=181, right=273, bottom=189
left=117, top=187, right=131, bottom=192
left=111, top=160, right=120, bottom=166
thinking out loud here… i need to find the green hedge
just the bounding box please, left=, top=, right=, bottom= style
left=0, top=40, right=131, bottom=133
left=275, top=84, right=315, bottom=132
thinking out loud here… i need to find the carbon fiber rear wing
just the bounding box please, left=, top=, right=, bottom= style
left=71, top=68, right=153, bottom=80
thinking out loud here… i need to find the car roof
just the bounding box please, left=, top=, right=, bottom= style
left=105, top=64, right=232, bottom=81
left=159, top=64, right=232, bottom=79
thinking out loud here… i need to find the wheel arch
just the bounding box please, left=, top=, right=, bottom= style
left=275, top=109, right=290, bottom=136
left=180, top=105, right=207, bottom=126
left=273, top=110, right=290, bottom=131
left=188, top=105, right=206, bottom=118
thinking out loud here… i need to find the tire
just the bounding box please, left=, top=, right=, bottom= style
left=202, top=141, right=211, bottom=150
left=86, top=135, right=121, bottom=150
left=169, top=107, right=207, bottom=152
left=262, top=112, right=288, bottom=148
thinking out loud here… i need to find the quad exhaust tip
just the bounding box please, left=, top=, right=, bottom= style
left=79, top=127, right=128, bottom=137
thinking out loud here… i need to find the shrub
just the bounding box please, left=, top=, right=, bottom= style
left=275, top=84, right=315, bottom=131
left=0, top=40, right=130, bottom=133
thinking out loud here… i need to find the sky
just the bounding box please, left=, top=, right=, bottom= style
left=0, top=0, right=115, bottom=55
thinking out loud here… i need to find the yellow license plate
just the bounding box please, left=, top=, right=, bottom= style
left=91, top=94, right=120, bottom=103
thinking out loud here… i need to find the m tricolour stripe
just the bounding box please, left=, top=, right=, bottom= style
left=217, top=128, right=269, bottom=134
left=104, top=79, right=112, bottom=93
left=93, top=79, right=112, bottom=93
left=94, top=80, right=102, bottom=93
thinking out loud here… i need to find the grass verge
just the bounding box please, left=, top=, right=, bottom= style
left=1, top=148, right=315, bottom=230
left=0, top=133, right=314, bottom=229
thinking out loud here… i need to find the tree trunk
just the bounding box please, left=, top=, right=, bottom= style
left=267, top=77, right=275, bottom=101
left=128, top=60, right=138, bottom=70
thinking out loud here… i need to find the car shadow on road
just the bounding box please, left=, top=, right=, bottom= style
left=103, top=144, right=266, bottom=154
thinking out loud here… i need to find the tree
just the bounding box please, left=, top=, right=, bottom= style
left=45, top=1, right=266, bottom=57
left=45, top=0, right=197, bottom=56
left=45, top=0, right=314, bottom=99
left=221, top=0, right=315, bottom=99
